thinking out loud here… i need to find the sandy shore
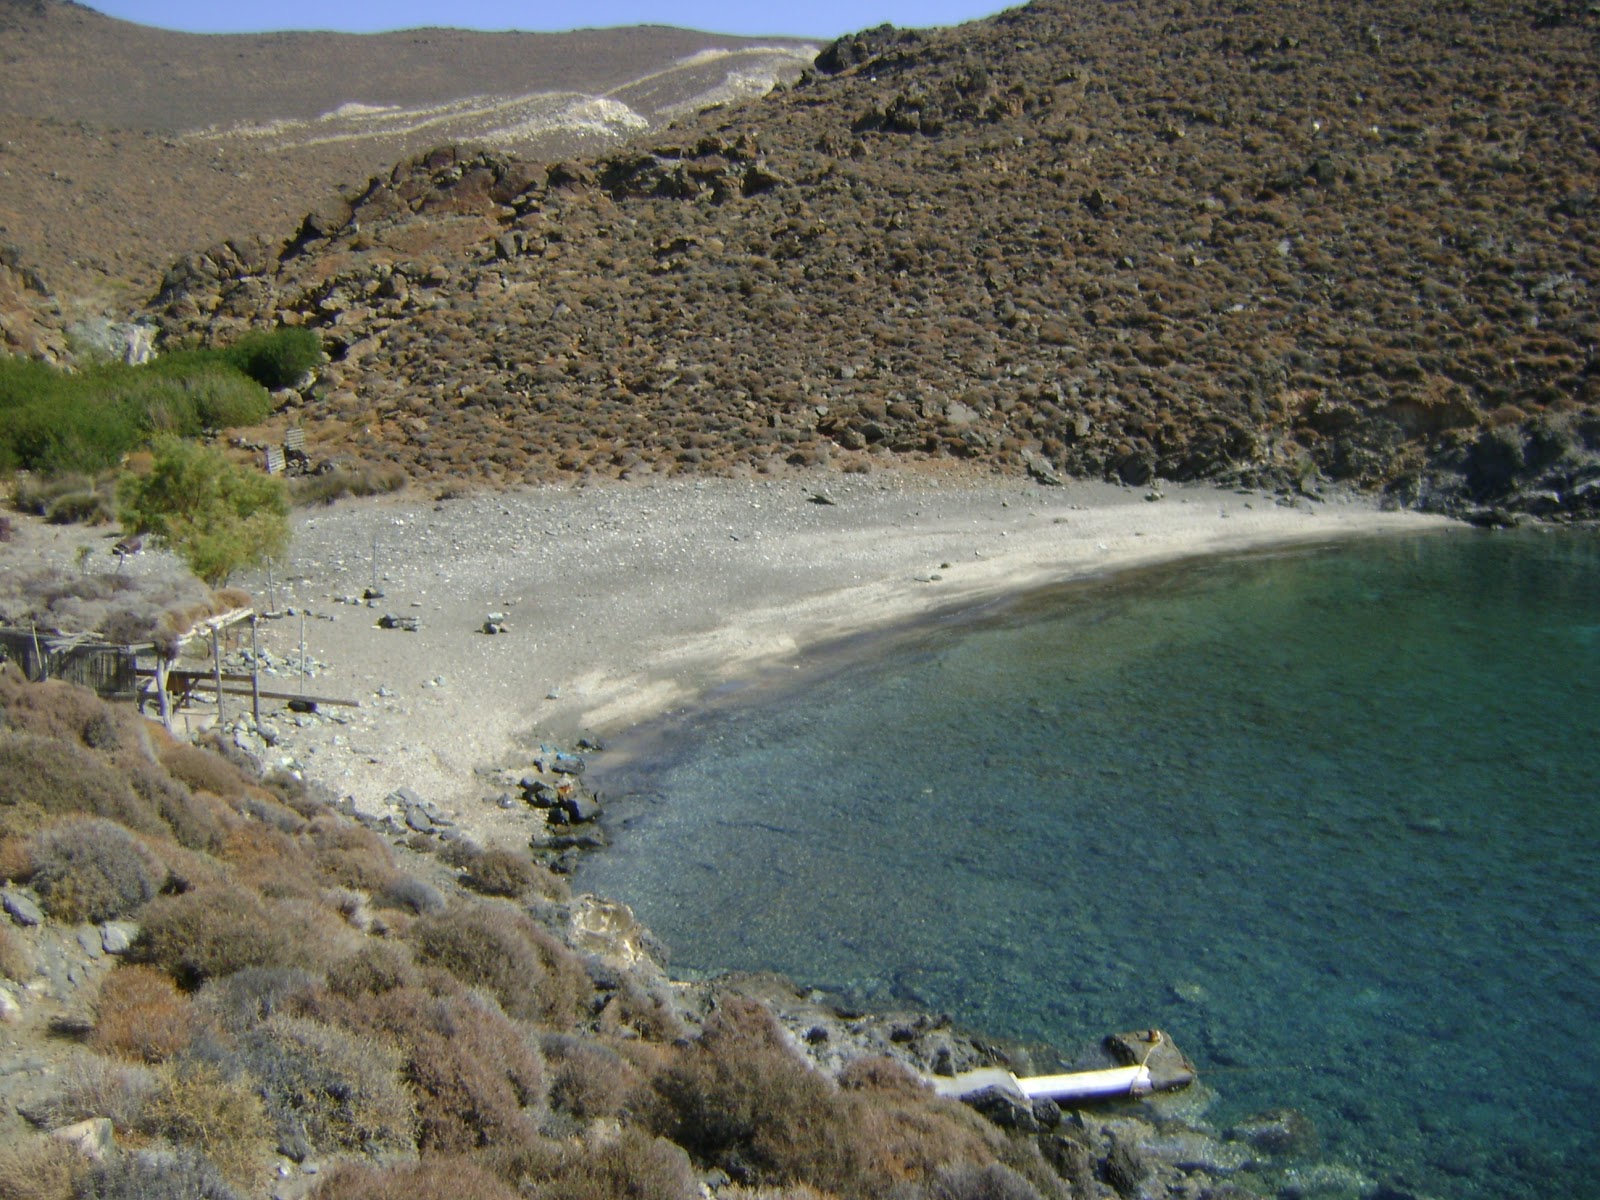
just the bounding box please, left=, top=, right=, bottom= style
left=221, top=471, right=1452, bottom=834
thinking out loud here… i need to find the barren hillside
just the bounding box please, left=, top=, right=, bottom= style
left=0, top=0, right=814, bottom=340
left=145, top=0, right=1599, bottom=518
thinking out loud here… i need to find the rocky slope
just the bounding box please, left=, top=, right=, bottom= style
left=142, top=0, right=1599, bottom=519
left=0, top=0, right=813, bottom=330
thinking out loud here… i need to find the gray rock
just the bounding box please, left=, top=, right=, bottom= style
left=76, top=928, right=105, bottom=959
left=560, top=792, right=602, bottom=824
left=405, top=806, right=435, bottom=834
left=50, top=1116, right=115, bottom=1162
left=100, top=922, right=137, bottom=954
left=2, top=888, right=44, bottom=927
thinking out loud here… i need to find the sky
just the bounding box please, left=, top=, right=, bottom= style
left=81, top=2, right=1015, bottom=39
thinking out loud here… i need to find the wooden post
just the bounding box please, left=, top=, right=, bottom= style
left=299, top=611, right=308, bottom=697
left=250, top=614, right=262, bottom=726
left=157, top=655, right=172, bottom=732
left=211, top=627, right=224, bottom=726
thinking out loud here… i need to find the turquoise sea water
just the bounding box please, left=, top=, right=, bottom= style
left=577, top=527, right=1599, bottom=1200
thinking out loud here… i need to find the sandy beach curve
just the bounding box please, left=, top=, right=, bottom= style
left=232, top=471, right=1453, bottom=833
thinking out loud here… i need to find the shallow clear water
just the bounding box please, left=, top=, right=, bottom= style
left=578, top=527, right=1600, bottom=1200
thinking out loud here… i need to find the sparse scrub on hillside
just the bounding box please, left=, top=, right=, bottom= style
left=0, top=675, right=137, bottom=753
left=309, top=1157, right=519, bottom=1200
left=541, top=1033, right=646, bottom=1121
left=289, top=462, right=407, bottom=507
left=0, top=730, right=162, bottom=839
left=238, top=1013, right=415, bottom=1157
left=196, top=966, right=322, bottom=1036
left=324, top=942, right=425, bottom=999
left=408, top=904, right=592, bottom=1028
left=157, top=741, right=254, bottom=798
left=133, top=1060, right=272, bottom=1187
left=457, top=846, right=568, bottom=901
left=373, top=874, right=446, bottom=916
left=296, top=984, right=547, bottom=1154
left=42, top=1056, right=159, bottom=1132
left=124, top=760, right=228, bottom=852
left=492, top=1126, right=702, bottom=1200
left=27, top=817, right=165, bottom=922
left=132, top=885, right=324, bottom=989
left=0, top=1136, right=87, bottom=1200
left=305, top=815, right=396, bottom=891
left=92, top=963, right=203, bottom=1063
left=75, top=1149, right=244, bottom=1200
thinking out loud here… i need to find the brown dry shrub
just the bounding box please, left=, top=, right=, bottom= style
left=459, top=847, right=567, bottom=900
left=0, top=833, right=31, bottom=882
left=494, top=1126, right=701, bottom=1200
left=298, top=984, right=546, bottom=1154
left=307, top=815, right=396, bottom=891
left=133, top=884, right=327, bottom=989
left=218, top=823, right=319, bottom=899
left=645, top=996, right=870, bottom=1192
left=0, top=1136, right=87, bottom=1200
left=159, top=741, right=254, bottom=798
left=541, top=1033, right=646, bottom=1121
left=0, top=921, right=33, bottom=981
left=0, top=674, right=131, bottom=753
left=134, top=1060, right=272, bottom=1188
left=124, top=758, right=230, bottom=851
left=93, top=963, right=203, bottom=1062
left=0, top=731, right=160, bottom=838
left=27, top=817, right=165, bottom=922
left=325, top=941, right=426, bottom=999
left=408, top=904, right=592, bottom=1029
left=310, top=1157, right=519, bottom=1200
left=718, top=1189, right=843, bottom=1200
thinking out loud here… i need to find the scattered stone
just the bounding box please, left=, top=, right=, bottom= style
left=559, top=792, right=602, bottom=824
left=483, top=612, right=509, bottom=634
left=1230, top=1108, right=1320, bottom=1158
left=0, top=987, right=21, bottom=1022
left=377, top=613, right=420, bottom=631
left=100, top=922, right=137, bottom=954
left=2, top=888, right=44, bottom=928
left=50, top=1117, right=115, bottom=1162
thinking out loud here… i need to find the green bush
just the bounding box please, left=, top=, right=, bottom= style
left=0, top=346, right=274, bottom=477
left=222, top=328, right=322, bottom=391
left=28, top=817, right=165, bottom=922
left=118, top=437, right=288, bottom=587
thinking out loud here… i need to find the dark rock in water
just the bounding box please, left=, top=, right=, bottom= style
left=560, top=793, right=602, bottom=824
left=522, top=779, right=560, bottom=807
left=540, top=829, right=608, bottom=852
left=1105, top=1028, right=1196, bottom=1091
left=548, top=752, right=586, bottom=776
left=1229, top=1108, right=1320, bottom=1158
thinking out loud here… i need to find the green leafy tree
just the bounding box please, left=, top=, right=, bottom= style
left=119, top=438, right=289, bottom=586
